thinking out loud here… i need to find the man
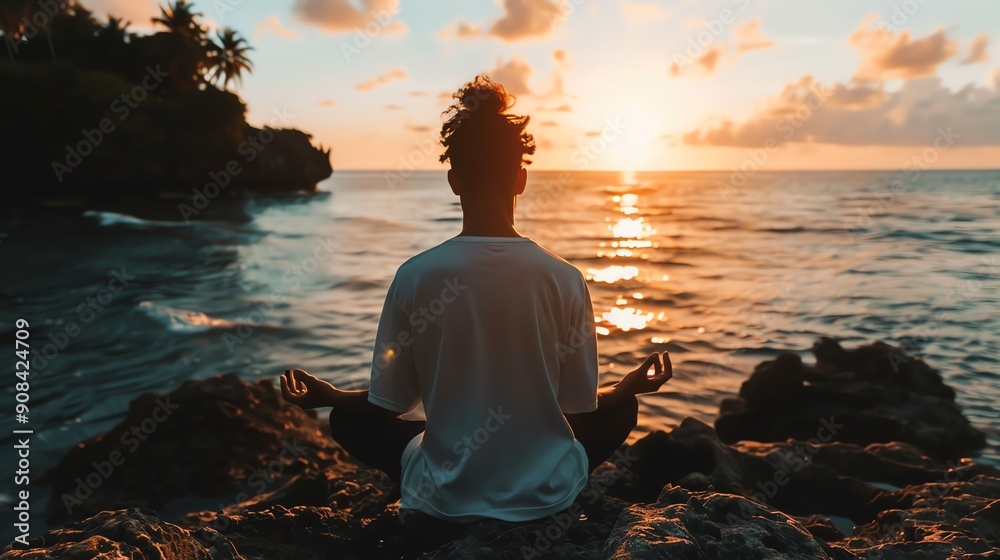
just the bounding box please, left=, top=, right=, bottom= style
left=281, top=75, right=672, bottom=523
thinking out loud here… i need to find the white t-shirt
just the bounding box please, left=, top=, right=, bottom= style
left=368, top=235, right=599, bottom=522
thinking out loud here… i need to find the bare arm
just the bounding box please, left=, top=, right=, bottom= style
left=565, top=352, right=671, bottom=422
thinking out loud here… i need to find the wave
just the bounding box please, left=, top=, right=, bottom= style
left=136, top=302, right=237, bottom=333
left=83, top=210, right=191, bottom=228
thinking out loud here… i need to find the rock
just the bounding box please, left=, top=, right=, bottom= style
left=716, top=339, right=986, bottom=460
left=793, top=515, right=846, bottom=544
left=415, top=491, right=630, bottom=560
left=836, top=475, right=1000, bottom=558
left=600, top=419, right=890, bottom=524
left=0, top=508, right=237, bottom=560
left=603, top=486, right=840, bottom=559
left=37, top=373, right=345, bottom=523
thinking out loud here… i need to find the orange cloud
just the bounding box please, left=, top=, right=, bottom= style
left=489, top=56, right=533, bottom=96
left=962, top=33, right=989, bottom=64
left=440, top=0, right=566, bottom=42
left=355, top=69, right=407, bottom=91
left=671, top=45, right=723, bottom=77
left=437, top=18, right=483, bottom=40
left=850, top=14, right=957, bottom=81
left=254, top=14, right=302, bottom=40
left=489, top=0, right=565, bottom=41
left=683, top=75, right=1000, bottom=147
left=735, top=20, right=774, bottom=52
left=292, top=0, right=405, bottom=34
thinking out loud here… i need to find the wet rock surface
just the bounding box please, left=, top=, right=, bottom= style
left=6, top=340, right=997, bottom=559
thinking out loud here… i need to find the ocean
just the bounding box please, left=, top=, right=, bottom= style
left=2, top=169, right=998, bottom=489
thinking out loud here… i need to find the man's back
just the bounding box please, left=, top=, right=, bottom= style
left=368, top=235, right=599, bottom=521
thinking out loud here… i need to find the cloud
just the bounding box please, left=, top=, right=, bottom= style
left=683, top=75, right=1000, bottom=147
left=963, top=33, right=989, bottom=64
left=355, top=69, right=407, bottom=91
left=254, top=15, right=302, bottom=39
left=489, top=56, right=534, bottom=96
left=490, top=0, right=565, bottom=41
left=384, top=104, right=403, bottom=110
left=535, top=51, right=572, bottom=100
left=850, top=14, right=957, bottom=81
left=583, top=131, right=601, bottom=137
left=618, top=0, right=676, bottom=25
left=440, top=0, right=565, bottom=42
left=669, top=22, right=770, bottom=78
left=540, top=120, right=558, bottom=126
left=437, top=18, right=484, bottom=40
left=671, top=45, right=723, bottom=77
left=406, top=123, right=432, bottom=133
left=291, top=0, right=405, bottom=34
left=318, top=99, right=337, bottom=107
left=735, top=20, right=774, bottom=52
left=553, top=49, right=571, bottom=68
left=409, top=91, right=426, bottom=97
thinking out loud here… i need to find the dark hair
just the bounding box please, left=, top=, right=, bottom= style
left=439, top=75, right=536, bottom=182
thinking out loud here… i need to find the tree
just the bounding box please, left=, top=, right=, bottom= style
left=99, top=16, right=131, bottom=45
left=207, top=28, right=252, bottom=90
left=152, top=0, right=204, bottom=40
left=150, top=0, right=210, bottom=89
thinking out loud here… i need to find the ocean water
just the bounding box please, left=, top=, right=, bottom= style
left=2, top=170, right=999, bottom=488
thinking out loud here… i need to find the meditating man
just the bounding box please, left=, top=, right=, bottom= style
left=281, top=75, right=672, bottom=523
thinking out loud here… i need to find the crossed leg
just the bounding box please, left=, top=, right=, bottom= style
left=325, top=389, right=638, bottom=481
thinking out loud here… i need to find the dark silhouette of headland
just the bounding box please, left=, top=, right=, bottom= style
left=0, top=0, right=332, bottom=210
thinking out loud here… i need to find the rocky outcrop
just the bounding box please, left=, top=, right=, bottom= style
left=0, top=509, right=229, bottom=560
left=604, top=486, right=841, bottom=559
left=37, top=373, right=345, bottom=524
left=0, top=63, right=332, bottom=206
left=716, top=338, right=986, bottom=460
left=8, top=340, right=998, bottom=559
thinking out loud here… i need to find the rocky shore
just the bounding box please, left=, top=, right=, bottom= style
left=4, top=339, right=998, bottom=559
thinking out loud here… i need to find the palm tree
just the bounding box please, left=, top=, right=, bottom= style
left=99, top=16, right=131, bottom=44
left=208, top=28, right=252, bottom=90
left=151, top=0, right=210, bottom=89
left=152, top=0, right=204, bottom=41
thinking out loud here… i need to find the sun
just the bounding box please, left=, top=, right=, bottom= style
left=604, top=101, right=661, bottom=170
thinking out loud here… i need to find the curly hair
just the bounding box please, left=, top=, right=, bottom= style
left=439, top=75, right=536, bottom=181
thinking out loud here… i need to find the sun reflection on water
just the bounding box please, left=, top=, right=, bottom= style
left=588, top=184, right=667, bottom=336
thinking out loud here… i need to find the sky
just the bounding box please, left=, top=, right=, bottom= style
left=86, top=0, right=1000, bottom=171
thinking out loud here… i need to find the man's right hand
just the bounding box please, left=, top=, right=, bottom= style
left=616, top=352, right=672, bottom=396
left=280, top=368, right=336, bottom=409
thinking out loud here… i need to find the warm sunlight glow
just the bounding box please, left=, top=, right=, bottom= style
left=587, top=265, right=640, bottom=283
left=611, top=217, right=655, bottom=238
left=605, top=102, right=660, bottom=171
left=601, top=307, right=655, bottom=331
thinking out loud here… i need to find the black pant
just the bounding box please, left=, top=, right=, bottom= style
left=328, top=391, right=639, bottom=483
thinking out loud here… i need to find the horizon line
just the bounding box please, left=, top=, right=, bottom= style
left=329, top=167, right=1000, bottom=174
